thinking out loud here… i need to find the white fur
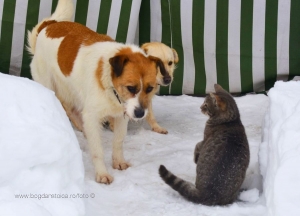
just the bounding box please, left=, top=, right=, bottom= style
left=31, top=35, right=145, bottom=183
left=27, top=0, right=152, bottom=184
left=125, top=79, right=148, bottom=121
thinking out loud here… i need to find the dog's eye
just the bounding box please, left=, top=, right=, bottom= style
left=168, top=61, right=173, bottom=66
left=146, top=86, right=154, bottom=93
left=127, top=86, right=136, bottom=94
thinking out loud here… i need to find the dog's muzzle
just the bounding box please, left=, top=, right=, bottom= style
left=163, top=75, right=171, bottom=85
left=134, top=107, right=145, bottom=119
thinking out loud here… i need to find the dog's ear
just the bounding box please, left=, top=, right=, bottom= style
left=149, top=55, right=171, bottom=85
left=109, top=55, right=129, bottom=77
left=148, top=56, right=167, bottom=76
left=172, top=48, right=179, bottom=63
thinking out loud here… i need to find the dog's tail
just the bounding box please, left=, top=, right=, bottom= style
left=27, top=0, right=74, bottom=55
left=159, top=165, right=207, bottom=204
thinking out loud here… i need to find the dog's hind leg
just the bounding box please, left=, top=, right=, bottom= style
left=30, top=58, right=54, bottom=91
left=61, top=102, right=84, bottom=132
left=146, top=100, right=168, bottom=134
left=112, top=116, right=131, bottom=170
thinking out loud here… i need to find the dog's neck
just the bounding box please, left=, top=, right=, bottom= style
left=113, top=89, right=122, bottom=104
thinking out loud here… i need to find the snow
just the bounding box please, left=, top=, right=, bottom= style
left=239, top=188, right=260, bottom=203
left=79, top=92, right=268, bottom=215
left=0, top=73, right=85, bottom=216
left=260, top=81, right=300, bottom=216
left=2, top=72, right=300, bottom=216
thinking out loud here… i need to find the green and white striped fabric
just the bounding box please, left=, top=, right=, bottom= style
left=0, top=0, right=140, bottom=79
left=139, top=0, right=300, bottom=95
left=1, top=0, right=300, bottom=95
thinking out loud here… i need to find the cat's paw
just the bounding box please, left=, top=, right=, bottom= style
left=95, top=173, right=114, bottom=184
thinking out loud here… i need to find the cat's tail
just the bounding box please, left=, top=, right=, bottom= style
left=27, top=0, right=74, bottom=55
left=159, top=165, right=203, bottom=204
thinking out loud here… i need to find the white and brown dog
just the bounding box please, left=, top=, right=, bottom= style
left=108, top=42, right=179, bottom=134
left=27, top=0, right=166, bottom=184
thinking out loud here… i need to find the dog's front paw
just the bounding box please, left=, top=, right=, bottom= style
left=152, top=126, right=168, bottom=134
left=113, top=161, right=131, bottom=170
left=95, top=173, right=114, bottom=184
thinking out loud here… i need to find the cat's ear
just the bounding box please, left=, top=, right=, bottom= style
left=214, top=84, right=227, bottom=94
left=210, top=93, right=226, bottom=111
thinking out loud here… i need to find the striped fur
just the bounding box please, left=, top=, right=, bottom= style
left=159, top=165, right=205, bottom=204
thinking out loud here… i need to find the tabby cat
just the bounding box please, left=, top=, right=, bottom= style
left=159, top=84, right=250, bottom=206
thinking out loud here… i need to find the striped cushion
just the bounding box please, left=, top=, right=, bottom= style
left=139, top=0, right=300, bottom=95
left=0, top=0, right=140, bottom=79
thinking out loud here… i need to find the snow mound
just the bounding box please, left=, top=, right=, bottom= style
left=0, top=73, right=85, bottom=216
left=239, top=188, right=260, bottom=203
left=260, top=81, right=300, bottom=216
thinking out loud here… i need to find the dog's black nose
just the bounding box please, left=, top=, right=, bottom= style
left=134, top=107, right=145, bottom=118
left=163, top=76, right=171, bottom=85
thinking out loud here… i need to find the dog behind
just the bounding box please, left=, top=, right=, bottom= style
left=142, top=42, right=178, bottom=134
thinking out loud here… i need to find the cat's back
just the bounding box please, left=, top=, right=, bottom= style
left=202, top=119, right=249, bottom=167
left=214, top=120, right=249, bottom=164
left=213, top=119, right=247, bottom=144
left=196, top=120, right=249, bottom=205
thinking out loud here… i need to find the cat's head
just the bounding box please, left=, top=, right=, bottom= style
left=201, top=84, right=240, bottom=122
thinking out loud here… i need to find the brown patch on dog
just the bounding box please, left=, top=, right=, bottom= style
left=114, top=47, right=134, bottom=56
left=110, top=48, right=157, bottom=109
left=44, top=21, right=114, bottom=76
left=95, top=59, right=104, bottom=90
left=37, top=20, right=57, bottom=34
